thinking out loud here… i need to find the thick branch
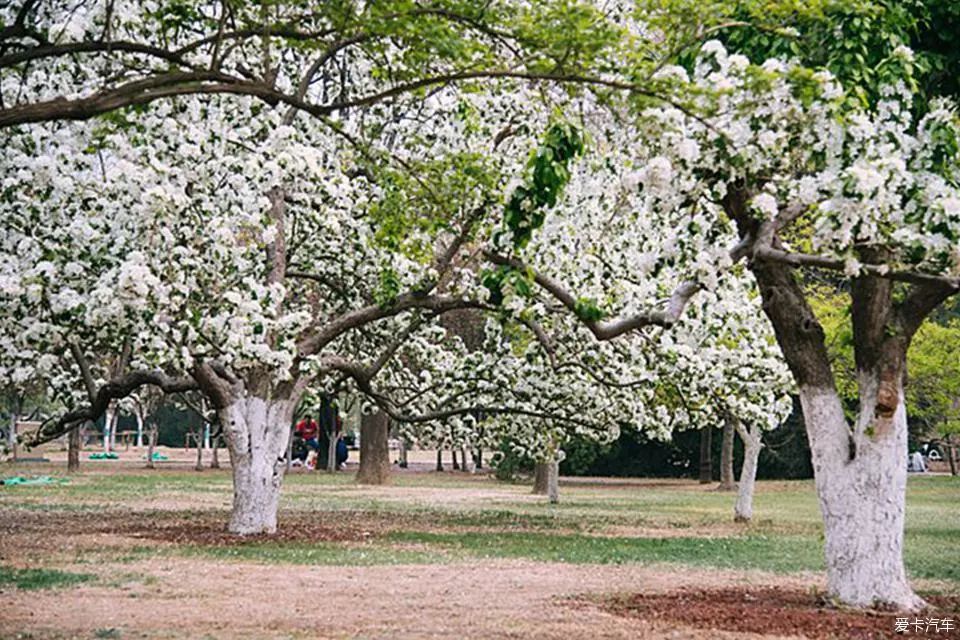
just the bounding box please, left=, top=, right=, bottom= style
left=30, top=370, right=197, bottom=445
left=485, top=251, right=700, bottom=339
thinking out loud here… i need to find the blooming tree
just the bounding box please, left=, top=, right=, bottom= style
left=548, top=40, right=958, bottom=610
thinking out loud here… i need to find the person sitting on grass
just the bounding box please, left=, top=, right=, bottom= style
left=294, top=415, right=320, bottom=457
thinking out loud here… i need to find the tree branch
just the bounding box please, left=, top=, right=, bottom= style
left=29, top=370, right=197, bottom=445
left=484, top=251, right=700, bottom=339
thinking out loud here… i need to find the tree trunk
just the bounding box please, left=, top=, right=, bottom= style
left=356, top=411, right=390, bottom=485
left=211, top=435, right=220, bottom=469
left=103, top=403, right=115, bottom=452
left=460, top=446, right=470, bottom=472
left=698, top=426, right=713, bottom=483
left=194, top=428, right=204, bottom=471
left=734, top=423, right=762, bottom=522
left=6, top=398, right=17, bottom=461
left=134, top=408, right=144, bottom=448
left=108, top=406, right=118, bottom=451
left=532, top=461, right=549, bottom=494
left=451, top=448, right=460, bottom=470
left=436, top=449, right=443, bottom=471
left=947, top=444, right=957, bottom=476
left=475, top=448, right=482, bottom=469
left=67, top=423, right=81, bottom=472
left=326, top=426, right=337, bottom=472
left=285, top=424, right=294, bottom=472
left=799, top=383, right=924, bottom=610
left=146, top=424, right=157, bottom=469
left=399, top=439, right=408, bottom=468
left=718, top=415, right=736, bottom=491
left=546, top=459, right=559, bottom=504
left=221, top=397, right=295, bottom=535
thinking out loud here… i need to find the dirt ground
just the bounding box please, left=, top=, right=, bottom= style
left=3, top=555, right=826, bottom=640
left=1, top=453, right=956, bottom=639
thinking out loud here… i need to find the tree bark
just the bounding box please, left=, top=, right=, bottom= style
left=718, top=415, right=736, bottom=491
left=67, top=423, right=81, bottom=472
left=103, top=402, right=115, bottom=452
left=210, top=435, right=220, bottom=469
left=460, top=446, right=470, bottom=472
left=733, top=422, right=762, bottom=522
left=698, top=427, right=713, bottom=483
left=356, top=411, right=390, bottom=485
left=220, top=397, right=295, bottom=535
left=800, top=383, right=923, bottom=609
left=285, top=423, right=294, bottom=472
left=194, top=427, right=204, bottom=471
left=6, top=396, right=18, bottom=460
left=436, top=449, right=443, bottom=471
left=546, top=459, right=559, bottom=504
left=399, top=439, right=408, bottom=468
left=326, top=425, right=338, bottom=472
left=146, top=424, right=157, bottom=469
left=533, top=461, right=549, bottom=494
left=134, top=407, right=144, bottom=448
left=108, top=404, right=118, bottom=451
left=451, top=448, right=460, bottom=470
left=948, top=444, right=957, bottom=476
left=475, top=448, right=482, bottom=469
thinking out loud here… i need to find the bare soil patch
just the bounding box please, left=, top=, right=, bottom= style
left=597, top=587, right=960, bottom=639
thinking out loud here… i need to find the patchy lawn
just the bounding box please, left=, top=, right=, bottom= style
left=1, top=456, right=957, bottom=638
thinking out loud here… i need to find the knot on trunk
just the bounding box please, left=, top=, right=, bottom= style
left=875, top=370, right=899, bottom=420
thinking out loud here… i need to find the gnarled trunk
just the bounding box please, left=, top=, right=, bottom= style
left=733, top=422, right=762, bottom=522
left=356, top=411, right=389, bottom=485
left=221, top=396, right=295, bottom=535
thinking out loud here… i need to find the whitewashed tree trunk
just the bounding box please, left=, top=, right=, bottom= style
left=719, top=415, right=736, bottom=491
left=134, top=407, right=144, bottom=448
left=194, top=427, right=204, bottom=471
left=103, top=402, right=115, bottom=452
left=326, top=426, right=337, bottom=472
left=108, top=405, right=118, bottom=451
left=800, top=384, right=924, bottom=611
left=146, top=424, right=157, bottom=469
left=733, top=421, right=762, bottom=522
left=220, top=396, right=295, bottom=535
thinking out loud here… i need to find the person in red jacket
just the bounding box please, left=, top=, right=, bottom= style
left=295, top=415, right=320, bottom=453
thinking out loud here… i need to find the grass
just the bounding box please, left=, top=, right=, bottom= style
left=184, top=541, right=447, bottom=566
left=0, top=566, right=94, bottom=590
left=2, top=464, right=958, bottom=586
